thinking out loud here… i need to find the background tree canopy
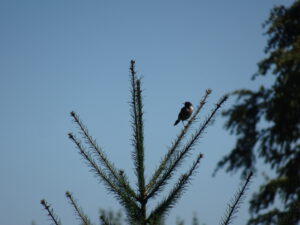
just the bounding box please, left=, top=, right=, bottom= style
left=215, top=1, right=300, bottom=224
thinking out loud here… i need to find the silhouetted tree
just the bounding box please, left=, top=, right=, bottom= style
left=215, top=1, right=300, bottom=225
left=40, top=61, right=252, bottom=225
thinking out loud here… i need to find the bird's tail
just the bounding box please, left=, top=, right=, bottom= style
left=174, top=119, right=180, bottom=126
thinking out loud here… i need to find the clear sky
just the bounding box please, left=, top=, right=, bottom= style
left=0, top=1, right=294, bottom=225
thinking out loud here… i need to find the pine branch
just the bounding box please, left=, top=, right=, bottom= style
left=135, top=79, right=147, bottom=223
left=129, top=60, right=147, bottom=224
left=130, top=60, right=139, bottom=134
left=147, top=89, right=212, bottom=193
left=68, top=133, right=116, bottom=191
left=129, top=61, right=146, bottom=196
left=147, top=153, right=204, bottom=224
left=66, top=191, right=94, bottom=225
left=220, top=171, right=253, bottom=225
left=180, top=95, right=228, bottom=161
left=70, top=111, right=137, bottom=199
left=130, top=60, right=140, bottom=167
left=70, top=111, right=114, bottom=172
left=40, top=199, right=62, bottom=225
left=147, top=95, right=227, bottom=199
left=135, top=79, right=146, bottom=195
left=68, top=133, right=139, bottom=219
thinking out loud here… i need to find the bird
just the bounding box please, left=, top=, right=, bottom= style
left=174, top=101, right=194, bottom=126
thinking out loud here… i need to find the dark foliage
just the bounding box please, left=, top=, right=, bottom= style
left=215, top=1, right=300, bottom=224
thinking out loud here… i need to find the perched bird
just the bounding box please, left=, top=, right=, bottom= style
left=174, top=101, right=194, bottom=126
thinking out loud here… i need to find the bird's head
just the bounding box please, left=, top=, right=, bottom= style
left=184, top=102, right=193, bottom=107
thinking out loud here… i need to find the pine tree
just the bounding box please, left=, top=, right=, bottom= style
left=214, top=1, right=300, bottom=224
left=40, top=60, right=252, bottom=225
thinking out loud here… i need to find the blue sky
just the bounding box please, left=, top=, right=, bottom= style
left=0, top=1, right=294, bottom=225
